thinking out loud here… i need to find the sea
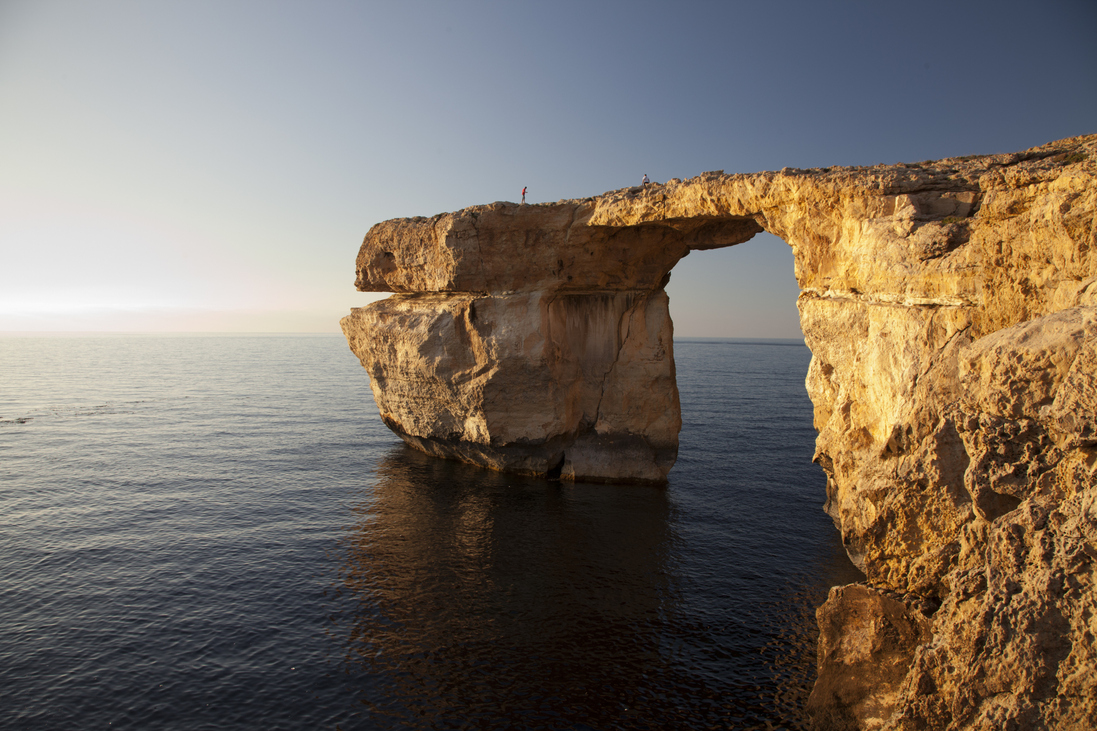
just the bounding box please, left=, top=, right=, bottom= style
left=0, top=334, right=863, bottom=730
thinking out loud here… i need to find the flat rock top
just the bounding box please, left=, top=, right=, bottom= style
left=352, top=134, right=1096, bottom=297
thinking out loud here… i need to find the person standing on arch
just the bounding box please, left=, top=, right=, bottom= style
left=522, top=186, right=527, bottom=204
left=642, top=173, right=649, bottom=186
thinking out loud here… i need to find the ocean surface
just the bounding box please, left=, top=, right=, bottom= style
left=0, top=334, right=862, bottom=730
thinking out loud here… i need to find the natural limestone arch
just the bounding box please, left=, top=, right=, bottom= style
left=340, top=160, right=998, bottom=489
left=343, top=135, right=1097, bottom=730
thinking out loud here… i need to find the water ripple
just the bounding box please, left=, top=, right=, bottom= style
left=0, top=335, right=861, bottom=730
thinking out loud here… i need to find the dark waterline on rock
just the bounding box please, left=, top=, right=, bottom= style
left=0, top=335, right=861, bottom=729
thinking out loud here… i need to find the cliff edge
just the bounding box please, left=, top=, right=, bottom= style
left=342, top=135, right=1097, bottom=729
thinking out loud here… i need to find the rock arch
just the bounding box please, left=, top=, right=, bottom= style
left=342, top=134, right=1097, bottom=729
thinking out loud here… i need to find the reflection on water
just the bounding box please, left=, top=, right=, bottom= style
left=338, top=447, right=676, bottom=728
left=331, top=340, right=864, bottom=729
left=334, top=446, right=858, bottom=730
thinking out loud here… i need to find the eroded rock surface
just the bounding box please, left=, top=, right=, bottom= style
left=343, top=135, right=1097, bottom=728
left=342, top=288, right=679, bottom=483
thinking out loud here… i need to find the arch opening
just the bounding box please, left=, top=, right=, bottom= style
left=666, top=230, right=803, bottom=340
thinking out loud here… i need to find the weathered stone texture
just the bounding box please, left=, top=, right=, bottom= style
left=342, top=134, right=1097, bottom=729
left=343, top=288, right=679, bottom=483
left=807, top=584, right=933, bottom=731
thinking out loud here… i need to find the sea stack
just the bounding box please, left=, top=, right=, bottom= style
left=343, top=135, right=1097, bottom=729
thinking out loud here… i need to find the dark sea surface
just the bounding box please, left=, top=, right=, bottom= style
left=0, top=334, right=862, bottom=730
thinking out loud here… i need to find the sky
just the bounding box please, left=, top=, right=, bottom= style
left=1, top=0, right=1094, bottom=337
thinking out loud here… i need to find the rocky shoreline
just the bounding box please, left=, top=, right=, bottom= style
left=343, top=135, right=1096, bottom=729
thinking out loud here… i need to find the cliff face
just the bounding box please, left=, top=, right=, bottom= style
left=342, top=135, right=1097, bottom=729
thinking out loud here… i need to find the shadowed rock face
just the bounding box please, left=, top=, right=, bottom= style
left=343, top=134, right=1097, bottom=729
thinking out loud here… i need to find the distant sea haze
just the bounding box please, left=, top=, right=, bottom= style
left=0, top=334, right=861, bottom=729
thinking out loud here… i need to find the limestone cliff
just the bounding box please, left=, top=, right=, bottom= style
left=343, top=134, right=1097, bottom=729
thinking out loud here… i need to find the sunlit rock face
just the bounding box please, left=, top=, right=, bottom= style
left=343, top=134, right=1097, bottom=729
left=342, top=288, right=680, bottom=483
left=342, top=202, right=756, bottom=484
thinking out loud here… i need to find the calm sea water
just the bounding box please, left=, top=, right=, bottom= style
left=0, top=334, right=861, bottom=730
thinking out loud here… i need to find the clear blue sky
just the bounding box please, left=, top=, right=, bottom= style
left=2, top=0, right=1094, bottom=336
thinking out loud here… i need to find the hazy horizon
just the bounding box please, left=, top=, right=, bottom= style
left=3, top=0, right=1094, bottom=337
